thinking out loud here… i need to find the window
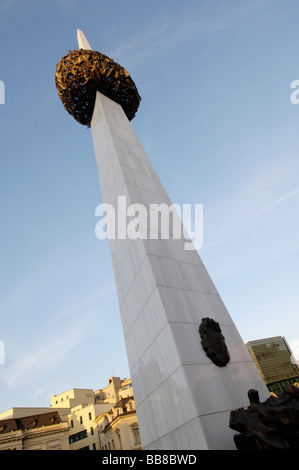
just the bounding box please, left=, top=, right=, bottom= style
left=90, top=427, right=94, bottom=435
left=69, top=430, right=88, bottom=444
left=80, top=416, right=83, bottom=424
left=88, top=412, right=92, bottom=420
left=132, top=427, right=141, bottom=445
left=70, top=419, right=74, bottom=428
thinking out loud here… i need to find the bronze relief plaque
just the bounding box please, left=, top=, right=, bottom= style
left=199, top=317, right=230, bottom=367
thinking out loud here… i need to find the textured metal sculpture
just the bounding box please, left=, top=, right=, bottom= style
left=199, top=317, right=230, bottom=367
left=229, top=385, right=299, bottom=450
left=55, top=49, right=141, bottom=127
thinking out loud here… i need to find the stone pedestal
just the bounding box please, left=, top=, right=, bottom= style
left=91, top=91, right=269, bottom=450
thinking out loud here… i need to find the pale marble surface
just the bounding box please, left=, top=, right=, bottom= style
left=91, top=91, right=269, bottom=450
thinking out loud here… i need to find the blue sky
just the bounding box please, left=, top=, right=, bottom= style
left=0, top=0, right=298, bottom=412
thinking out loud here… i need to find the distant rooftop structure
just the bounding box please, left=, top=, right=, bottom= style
left=51, top=388, right=94, bottom=409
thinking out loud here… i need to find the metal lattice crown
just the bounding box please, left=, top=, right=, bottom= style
left=55, top=49, right=141, bottom=127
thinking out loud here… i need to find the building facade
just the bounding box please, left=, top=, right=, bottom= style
left=51, top=388, right=95, bottom=409
left=246, top=336, right=299, bottom=394
left=50, top=377, right=140, bottom=450
left=0, top=411, right=69, bottom=450
left=66, top=402, right=113, bottom=450
left=94, top=377, right=133, bottom=403
left=0, top=377, right=140, bottom=450
left=95, top=397, right=141, bottom=450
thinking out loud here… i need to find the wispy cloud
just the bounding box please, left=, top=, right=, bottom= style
left=110, top=0, right=276, bottom=69
left=111, top=9, right=229, bottom=68
left=0, top=281, right=117, bottom=396
left=255, top=188, right=299, bottom=215
left=198, top=151, right=299, bottom=282
left=204, top=186, right=299, bottom=251
left=3, top=325, right=84, bottom=389
left=47, top=283, right=116, bottom=326
left=202, top=149, right=299, bottom=246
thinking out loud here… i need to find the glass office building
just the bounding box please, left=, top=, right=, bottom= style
left=246, top=336, right=299, bottom=395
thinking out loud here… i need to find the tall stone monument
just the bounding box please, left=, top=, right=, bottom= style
left=55, top=30, right=269, bottom=450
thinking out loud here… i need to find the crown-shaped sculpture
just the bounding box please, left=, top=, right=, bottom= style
left=55, top=35, right=141, bottom=127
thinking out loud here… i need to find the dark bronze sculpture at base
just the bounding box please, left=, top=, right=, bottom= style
left=229, top=385, right=299, bottom=450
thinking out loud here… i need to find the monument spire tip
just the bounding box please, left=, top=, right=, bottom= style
left=77, top=29, right=92, bottom=50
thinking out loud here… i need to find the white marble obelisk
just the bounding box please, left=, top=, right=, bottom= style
left=78, top=31, right=269, bottom=450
